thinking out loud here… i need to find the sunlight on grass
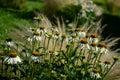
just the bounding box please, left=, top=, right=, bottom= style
left=22, top=1, right=43, bottom=12
left=0, top=8, right=33, bottom=40
left=0, top=0, right=43, bottom=40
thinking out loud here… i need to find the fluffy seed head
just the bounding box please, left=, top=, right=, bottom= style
left=32, top=51, right=39, bottom=56
left=71, top=33, right=77, bottom=38
left=31, top=28, right=37, bottom=31
left=9, top=52, right=17, bottom=58
left=55, top=32, right=60, bottom=36
left=6, top=38, right=12, bottom=42
left=33, top=32, right=40, bottom=36
left=34, top=17, right=41, bottom=21
left=93, top=69, right=99, bottom=73
left=98, top=43, right=107, bottom=48
left=39, top=26, right=45, bottom=30
left=91, top=34, right=98, bottom=38
left=62, top=34, right=66, bottom=38
left=49, top=50, right=55, bottom=53
left=25, top=34, right=30, bottom=38
left=104, top=60, right=111, bottom=64
left=91, top=43, right=97, bottom=47
left=113, top=56, right=119, bottom=61
left=80, top=39, right=88, bottom=44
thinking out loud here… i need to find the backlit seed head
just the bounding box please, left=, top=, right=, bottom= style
left=91, top=34, right=98, bottom=38
left=9, top=52, right=17, bottom=57
left=31, top=28, right=37, bottom=31
left=55, top=32, right=60, bottom=36
left=51, top=70, right=56, bottom=74
left=49, top=35, right=52, bottom=37
left=75, top=28, right=84, bottom=32
left=80, top=39, right=88, bottom=44
left=91, top=43, right=97, bottom=47
left=104, top=60, right=111, bottom=64
left=34, top=17, right=41, bottom=21
left=34, top=17, right=38, bottom=19
left=49, top=50, right=54, bottom=53
left=98, top=43, right=107, bottom=48
left=52, top=26, right=57, bottom=29
left=93, top=69, right=99, bottom=73
left=67, top=28, right=74, bottom=33
left=86, top=34, right=91, bottom=38
left=32, top=51, right=39, bottom=56
left=113, top=56, right=119, bottom=61
left=33, top=32, right=40, bottom=36
left=47, top=33, right=52, bottom=38
left=25, top=34, right=30, bottom=38
left=71, top=33, right=77, bottom=38
left=39, top=26, right=45, bottom=30
left=66, top=44, right=71, bottom=48
left=62, top=34, right=66, bottom=38
left=75, top=28, right=80, bottom=31
left=5, top=38, right=12, bottom=42
left=86, top=34, right=98, bottom=38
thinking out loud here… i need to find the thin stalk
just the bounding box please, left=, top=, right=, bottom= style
left=93, top=56, right=98, bottom=67
left=66, top=42, right=72, bottom=55
left=43, top=36, right=46, bottom=48
left=89, top=56, right=96, bottom=64
left=47, top=38, right=51, bottom=50
left=32, top=40, right=35, bottom=51
left=9, top=65, right=12, bottom=79
left=98, top=53, right=102, bottom=61
left=59, top=39, right=64, bottom=51
left=87, top=50, right=92, bottom=62
left=93, top=52, right=101, bottom=67
left=54, top=39, right=58, bottom=51
left=2, top=59, right=4, bottom=76
left=103, top=61, right=116, bottom=79
left=5, top=64, right=8, bottom=78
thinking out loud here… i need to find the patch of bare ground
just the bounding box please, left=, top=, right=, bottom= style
left=105, top=61, right=120, bottom=80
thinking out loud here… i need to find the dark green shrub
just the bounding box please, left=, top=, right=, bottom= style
left=45, top=4, right=96, bottom=27
left=56, top=4, right=82, bottom=24
left=0, top=0, right=26, bottom=9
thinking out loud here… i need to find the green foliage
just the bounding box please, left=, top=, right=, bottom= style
left=0, top=0, right=27, bottom=9
left=93, top=0, right=120, bottom=16
left=0, top=8, right=33, bottom=41
left=56, top=5, right=95, bottom=27
left=43, top=0, right=74, bottom=16
left=28, top=0, right=43, bottom=2
left=43, top=0, right=97, bottom=26
left=0, top=0, right=43, bottom=40
left=47, top=4, right=96, bottom=27
left=56, top=4, right=82, bottom=24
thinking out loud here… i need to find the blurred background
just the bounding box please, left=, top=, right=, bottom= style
left=93, top=0, right=120, bottom=50
left=0, top=0, right=120, bottom=48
